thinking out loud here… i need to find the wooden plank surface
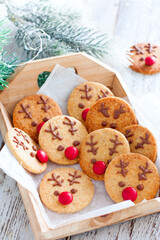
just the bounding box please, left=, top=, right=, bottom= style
left=1, top=0, right=160, bottom=240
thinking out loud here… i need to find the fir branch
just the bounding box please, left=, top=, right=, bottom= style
left=6, top=1, right=110, bottom=60
left=0, top=52, right=17, bottom=90
left=0, top=19, right=11, bottom=52
left=0, top=19, right=18, bottom=90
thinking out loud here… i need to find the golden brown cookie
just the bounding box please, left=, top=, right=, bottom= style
left=79, top=128, right=130, bottom=181
left=85, top=97, right=137, bottom=133
left=104, top=153, right=159, bottom=204
left=129, top=43, right=160, bottom=74
left=68, top=82, right=113, bottom=124
left=39, top=115, right=88, bottom=165
left=13, top=94, right=62, bottom=142
left=6, top=128, right=47, bottom=174
left=40, top=168, right=94, bottom=213
left=121, top=125, right=157, bottom=163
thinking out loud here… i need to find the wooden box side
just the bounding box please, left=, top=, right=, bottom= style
left=1, top=53, right=160, bottom=240
left=0, top=52, right=127, bottom=115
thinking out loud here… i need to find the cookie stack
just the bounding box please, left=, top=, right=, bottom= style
left=6, top=82, right=159, bottom=214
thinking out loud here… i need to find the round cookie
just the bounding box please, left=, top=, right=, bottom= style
left=129, top=43, right=160, bottom=74
left=13, top=94, right=62, bottom=142
left=104, top=153, right=159, bottom=204
left=79, top=128, right=130, bottom=181
left=68, top=82, right=113, bottom=124
left=6, top=128, right=47, bottom=174
left=40, top=168, right=94, bottom=213
left=85, top=97, right=137, bottom=133
left=39, top=115, right=88, bottom=165
left=121, top=125, right=157, bottom=163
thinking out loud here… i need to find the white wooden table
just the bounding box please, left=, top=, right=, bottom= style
left=1, top=0, right=160, bottom=239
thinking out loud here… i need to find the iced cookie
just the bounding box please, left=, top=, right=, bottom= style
left=13, top=94, right=62, bottom=142
left=68, top=82, right=113, bottom=124
left=104, top=153, right=159, bottom=204
left=85, top=97, right=137, bottom=133
left=6, top=128, right=47, bottom=174
left=39, top=115, right=88, bottom=165
left=79, top=128, right=130, bottom=181
left=40, top=168, right=94, bottom=213
left=121, top=125, right=157, bottom=163
left=129, top=43, right=160, bottom=74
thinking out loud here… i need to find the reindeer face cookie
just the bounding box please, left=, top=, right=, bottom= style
left=79, top=128, right=130, bottom=181
left=6, top=128, right=47, bottom=174
left=104, top=153, right=159, bottom=204
left=122, top=125, right=157, bottom=162
left=68, top=82, right=113, bottom=124
left=129, top=43, right=160, bottom=74
left=13, top=94, right=62, bottom=142
left=39, top=115, right=88, bottom=165
left=85, top=97, right=137, bottom=133
left=40, top=168, right=94, bottom=213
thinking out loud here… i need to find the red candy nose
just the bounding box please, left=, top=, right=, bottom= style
left=122, top=187, right=137, bottom=202
left=65, top=146, right=79, bottom=160
left=145, top=56, right=156, bottom=66
left=93, top=161, right=106, bottom=175
left=58, top=192, right=73, bottom=205
left=36, top=149, right=48, bottom=163
left=37, top=122, right=45, bottom=133
left=82, top=108, right=90, bottom=121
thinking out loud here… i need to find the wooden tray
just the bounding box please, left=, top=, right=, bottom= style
left=0, top=52, right=160, bottom=240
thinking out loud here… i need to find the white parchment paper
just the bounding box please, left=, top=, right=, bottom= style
left=0, top=64, right=159, bottom=229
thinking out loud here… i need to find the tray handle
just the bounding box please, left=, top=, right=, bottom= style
left=0, top=101, right=12, bottom=141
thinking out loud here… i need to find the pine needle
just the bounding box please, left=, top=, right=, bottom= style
left=6, top=1, right=110, bottom=60
left=0, top=19, right=18, bottom=90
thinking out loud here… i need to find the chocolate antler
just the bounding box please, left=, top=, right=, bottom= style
left=138, top=162, right=152, bottom=180
left=45, top=123, right=63, bottom=140
left=125, top=129, right=134, bottom=138
left=109, top=135, right=123, bottom=156
left=98, top=90, right=110, bottom=100
left=144, top=43, right=157, bottom=53
left=98, top=103, right=110, bottom=117
left=48, top=173, right=64, bottom=186
left=14, top=129, right=29, bottom=144
left=86, top=135, right=98, bottom=155
left=135, top=132, right=151, bottom=149
left=13, top=136, right=29, bottom=150
left=68, top=171, right=81, bottom=185
left=79, top=84, right=93, bottom=100
left=18, top=104, right=32, bottom=119
left=114, top=105, right=126, bottom=119
left=37, top=96, right=51, bottom=112
left=130, top=45, right=144, bottom=54
left=63, top=117, right=78, bottom=135
left=116, top=159, right=129, bottom=177
left=124, top=129, right=134, bottom=144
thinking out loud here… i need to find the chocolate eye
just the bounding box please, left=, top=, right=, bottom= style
left=54, top=191, right=60, bottom=196
left=110, top=123, right=117, bottom=129
left=31, top=121, right=38, bottom=127
left=70, top=188, right=77, bottom=194
left=137, top=184, right=144, bottom=190
left=32, top=145, right=37, bottom=151
left=73, top=140, right=80, bottom=146
left=78, top=103, right=85, bottom=109
left=118, top=181, right=126, bottom=187
left=107, top=159, right=112, bottom=165
left=57, top=145, right=65, bottom=151
left=91, top=159, right=97, bottom=164
left=43, top=117, right=50, bottom=122
left=101, top=121, right=107, bottom=127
